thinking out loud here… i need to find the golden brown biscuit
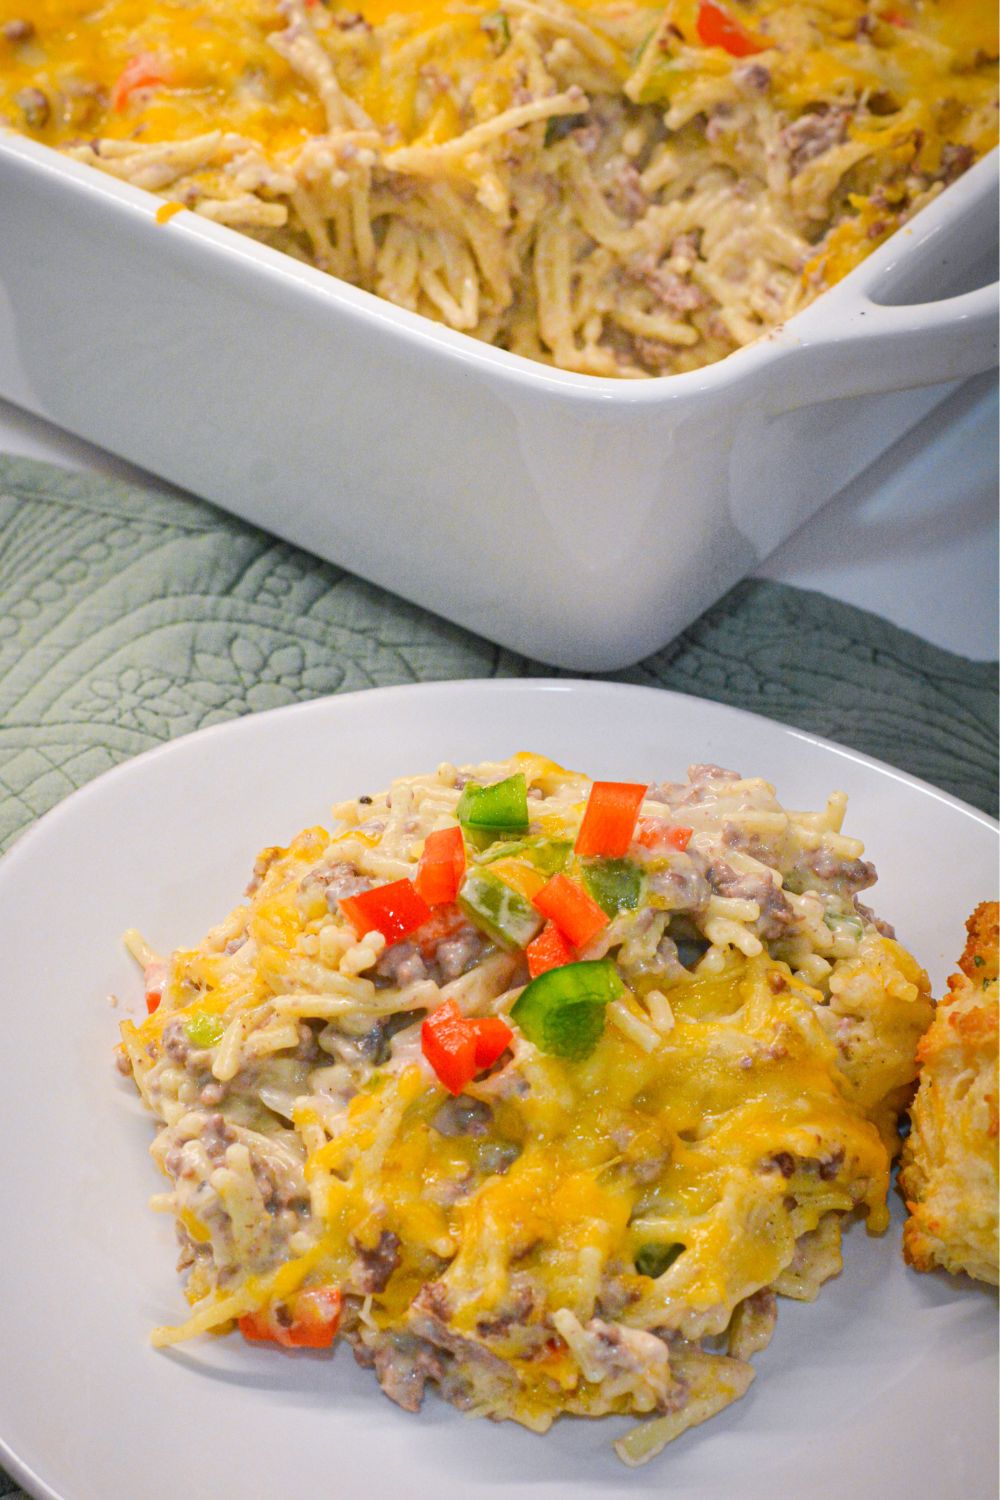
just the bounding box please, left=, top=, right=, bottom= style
left=900, top=902, right=999, bottom=1284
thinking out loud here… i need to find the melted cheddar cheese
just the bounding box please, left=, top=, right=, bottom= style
left=302, top=958, right=896, bottom=1339
left=3, top=0, right=994, bottom=158
left=0, top=0, right=650, bottom=147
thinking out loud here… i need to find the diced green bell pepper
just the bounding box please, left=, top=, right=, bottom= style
left=476, top=836, right=571, bottom=874
left=630, top=25, right=656, bottom=67
left=480, top=8, right=510, bottom=47
left=823, top=909, right=863, bottom=938
left=580, top=857, right=645, bottom=917
left=511, top=959, right=625, bottom=1060
left=457, top=773, right=530, bottom=849
left=634, top=1241, right=683, bottom=1279
left=185, top=1012, right=226, bottom=1049
left=544, top=111, right=588, bottom=146
left=458, top=868, right=542, bottom=951
left=631, top=56, right=685, bottom=106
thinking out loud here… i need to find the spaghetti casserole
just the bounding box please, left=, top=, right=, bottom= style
left=1, top=0, right=996, bottom=375
left=118, top=753, right=933, bottom=1462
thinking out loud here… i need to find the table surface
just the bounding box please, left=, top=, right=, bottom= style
left=1, top=371, right=997, bottom=662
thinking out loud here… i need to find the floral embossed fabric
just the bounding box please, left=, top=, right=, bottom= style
left=0, top=455, right=996, bottom=865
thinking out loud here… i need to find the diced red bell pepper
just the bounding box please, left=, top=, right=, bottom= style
left=112, top=53, right=172, bottom=112
left=239, top=1285, right=341, bottom=1349
left=421, top=998, right=478, bottom=1094
left=635, top=818, right=693, bottom=852
left=696, top=0, right=765, bottom=56
left=413, top=902, right=468, bottom=961
left=574, top=781, right=648, bottom=859
left=526, top=921, right=575, bottom=978
left=414, top=825, right=466, bottom=906
left=472, top=1015, right=513, bottom=1070
left=339, top=879, right=433, bottom=946
left=144, top=959, right=167, bottom=1014
left=238, top=1310, right=275, bottom=1344
left=421, top=1000, right=513, bottom=1090
left=532, top=873, right=608, bottom=950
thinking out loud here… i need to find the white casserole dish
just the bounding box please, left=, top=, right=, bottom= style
left=0, top=131, right=996, bottom=670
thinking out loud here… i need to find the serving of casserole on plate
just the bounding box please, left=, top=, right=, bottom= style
left=117, top=750, right=938, bottom=1465
left=0, top=682, right=996, bottom=1500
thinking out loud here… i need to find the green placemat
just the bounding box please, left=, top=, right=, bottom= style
left=1, top=454, right=996, bottom=859
left=0, top=454, right=997, bottom=1498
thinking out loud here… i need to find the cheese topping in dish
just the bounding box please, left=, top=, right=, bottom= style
left=117, top=754, right=932, bottom=1463
left=1, top=0, right=996, bottom=376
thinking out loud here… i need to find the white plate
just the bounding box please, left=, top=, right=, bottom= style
left=1, top=680, right=996, bottom=1500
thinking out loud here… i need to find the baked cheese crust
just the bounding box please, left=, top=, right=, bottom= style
left=900, top=901, right=999, bottom=1286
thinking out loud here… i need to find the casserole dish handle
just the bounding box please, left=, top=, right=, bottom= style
left=770, top=280, right=998, bottom=409
left=766, top=153, right=999, bottom=409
